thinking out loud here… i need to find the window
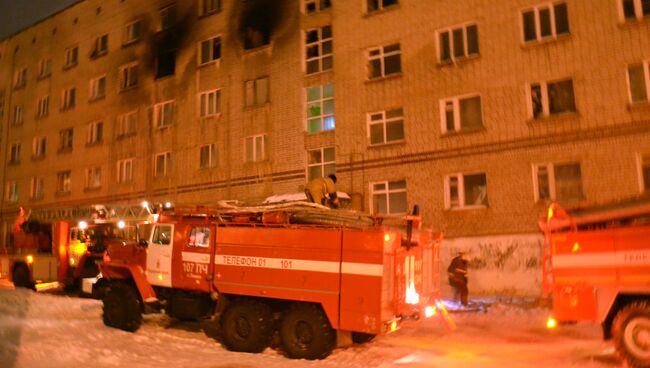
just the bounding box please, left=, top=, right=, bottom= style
left=117, top=158, right=134, bottom=183
left=641, top=154, right=650, bottom=193
left=305, top=26, right=333, bottom=74
left=367, top=0, right=398, bottom=13
left=160, top=5, right=176, bottom=31
left=245, top=134, right=266, bottom=162
left=9, top=143, right=21, bottom=164
left=154, top=100, right=174, bottom=128
left=244, top=77, right=269, bottom=107
left=444, top=173, right=488, bottom=209
left=117, top=111, right=137, bottom=137
left=0, top=92, right=5, bottom=117
left=306, top=83, right=335, bottom=133
left=5, top=182, right=18, bottom=203
left=199, top=89, right=221, bottom=117
left=64, top=46, right=78, bottom=68
left=529, top=79, right=576, bottom=118
left=37, top=95, right=49, bottom=118
left=13, top=104, right=24, bottom=125
left=199, top=36, right=222, bottom=65
left=32, top=137, right=47, bottom=159
left=59, top=128, right=74, bottom=152
left=62, top=87, right=76, bottom=110
left=89, top=76, right=106, bottom=100
left=14, top=67, right=27, bottom=89
left=200, top=0, right=222, bottom=15
left=522, top=2, right=570, bottom=43
left=85, top=166, right=102, bottom=189
left=87, top=121, right=104, bottom=145
left=199, top=144, right=216, bottom=169
left=56, top=171, right=72, bottom=194
left=621, top=0, right=650, bottom=20
left=123, top=19, right=144, bottom=44
left=91, top=34, right=108, bottom=58
left=30, top=177, right=44, bottom=200
left=534, top=162, right=583, bottom=201
left=304, top=0, right=331, bottom=13
left=152, top=224, right=172, bottom=245
left=119, top=63, right=138, bottom=90
left=628, top=61, right=650, bottom=104
left=156, top=50, right=176, bottom=78
left=368, top=108, right=404, bottom=145
left=154, top=152, right=172, bottom=178
left=438, top=23, right=479, bottom=63
left=371, top=180, right=407, bottom=214
left=368, top=43, right=401, bottom=79
left=440, top=95, right=483, bottom=133
left=307, top=147, right=335, bottom=181
left=189, top=227, right=210, bottom=247
left=38, top=58, right=52, bottom=78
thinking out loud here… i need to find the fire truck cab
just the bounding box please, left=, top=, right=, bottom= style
left=99, top=204, right=446, bottom=359
left=540, top=197, right=650, bottom=368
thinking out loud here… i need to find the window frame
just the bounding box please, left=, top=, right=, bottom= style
left=200, top=0, right=222, bottom=16
left=369, top=179, right=408, bottom=215
left=119, top=62, right=138, bottom=90
left=436, top=22, right=480, bottom=64
left=89, top=75, right=106, bottom=100
left=154, top=151, right=172, bottom=178
left=30, top=177, right=44, bottom=200
left=619, top=0, right=650, bottom=21
left=303, top=0, right=331, bottom=14
left=199, top=89, right=222, bottom=117
left=117, top=158, right=134, bottom=184
left=444, top=172, right=489, bottom=210
left=38, top=58, right=52, bottom=79
left=199, top=143, right=216, bottom=169
left=32, top=136, right=47, bottom=159
left=85, top=166, right=102, bottom=190
left=638, top=152, right=650, bottom=193
left=528, top=78, right=576, bottom=118
left=61, top=86, right=76, bottom=110
left=304, top=25, right=333, bottom=75
left=245, top=134, right=267, bottom=163
left=116, top=110, right=138, bottom=138
left=306, top=83, right=335, bottom=133
left=87, top=120, right=104, bottom=145
left=627, top=60, right=650, bottom=104
left=244, top=77, right=270, bottom=107
left=13, top=104, right=24, bottom=126
left=56, top=170, right=72, bottom=194
left=13, top=67, right=27, bottom=89
left=439, top=93, right=484, bottom=133
left=160, top=4, right=177, bottom=31
left=199, top=35, right=222, bottom=65
left=5, top=181, right=18, bottom=203
left=91, top=34, right=109, bottom=58
left=367, top=108, right=405, bottom=145
left=532, top=162, right=584, bottom=202
left=154, top=100, right=174, bottom=128
left=59, top=128, right=74, bottom=152
left=520, top=1, right=570, bottom=43
left=63, top=45, right=79, bottom=69
left=367, top=43, right=402, bottom=80
left=123, top=19, right=144, bottom=45
left=307, top=146, right=336, bottom=181
left=366, top=0, right=399, bottom=13
left=36, top=95, right=49, bottom=118
left=9, top=143, right=21, bottom=164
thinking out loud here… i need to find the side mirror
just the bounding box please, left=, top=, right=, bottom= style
left=138, top=239, right=148, bottom=248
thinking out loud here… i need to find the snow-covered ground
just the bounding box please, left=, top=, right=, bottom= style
left=0, top=287, right=620, bottom=368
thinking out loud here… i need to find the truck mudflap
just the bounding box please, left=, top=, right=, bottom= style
left=98, top=262, right=158, bottom=302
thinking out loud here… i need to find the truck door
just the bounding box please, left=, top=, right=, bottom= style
left=173, top=223, right=212, bottom=292
left=146, top=223, right=174, bottom=287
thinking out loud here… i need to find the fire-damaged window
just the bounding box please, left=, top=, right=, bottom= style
left=123, top=19, right=144, bottom=45
left=56, top=170, right=72, bottom=194
left=200, top=0, right=222, bottom=16
left=306, top=83, right=334, bottom=133
left=89, top=76, right=106, bottom=100
left=32, top=136, right=47, bottom=159
left=445, top=173, right=488, bottom=209
left=199, top=144, right=216, bottom=169
left=370, top=179, right=408, bottom=215
left=307, top=147, right=335, bottom=181
left=199, top=36, right=222, bottom=65
left=63, top=45, right=78, bottom=69
left=245, top=134, right=266, bottom=162
left=85, top=166, right=102, bottom=190
left=529, top=79, right=576, bottom=118
left=641, top=153, right=650, bottom=193
left=154, top=100, right=174, bottom=128
left=61, top=86, right=76, bottom=110
left=154, top=152, right=172, bottom=178
left=160, top=4, right=176, bottom=32
left=367, top=0, right=398, bottom=13
left=522, top=2, right=569, bottom=43
left=368, top=108, right=404, bottom=145
left=533, top=162, right=584, bottom=202
left=245, top=77, right=269, bottom=107
left=87, top=121, right=104, bottom=145
left=367, top=43, right=401, bottom=79
left=119, top=62, right=138, bottom=90
left=90, top=34, right=108, bottom=58
left=437, top=23, right=479, bottom=64
left=304, top=0, right=331, bottom=14
left=189, top=227, right=210, bottom=248
left=156, top=50, right=176, bottom=78
left=117, top=158, right=134, bottom=183
left=9, top=143, right=21, bottom=164
left=621, top=0, right=650, bottom=21
left=59, top=128, right=74, bottom=153
left=117, top=111, right=137, bottom=138
left=199, top=89, right=221, bottom=117
left=440, top=94, right=483, bottom=133
left=5, top=181, right=18, bottom=203
left=628, top=61, right=650, bottom=104
left=305, top=25, right=332, bottom=74
left=37, top=95, right=49, bottom=118
left=30, top=177, right=44, bottom=200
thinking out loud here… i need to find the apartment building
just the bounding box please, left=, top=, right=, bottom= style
left=1, top=0, right=649, bottom=294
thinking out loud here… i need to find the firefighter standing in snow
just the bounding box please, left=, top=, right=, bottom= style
left=305, top=174, right=339, bottom=208
left=448, top=251, right=469, bottom=306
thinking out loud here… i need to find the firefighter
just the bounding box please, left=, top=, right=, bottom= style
left=304, top=174, right=339, bottom=209
left=447, top=251, right=469, bottom=306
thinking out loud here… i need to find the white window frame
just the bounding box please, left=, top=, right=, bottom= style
left=307, top=146, right=335, bottom=181
left=85, top=166, right=102, bottom=189
left=37, top=95, right=49, bottom=118
left=306, top=83, right=335, bottom=133
left=154, top=152, right=172, bottom=178
left=199, top=35, right=222, bottom=65
left=532, top=162, right=584, bottom=202
left=30, top=177, right=44, bottom=200
left=9, top=143, right=21, bottom=164
left=369, top=179, right=408, bottom=215
left=64, top=45, right=78, bottom=68
left=199, top=144, right=216, bottom=169
left=87, top=120, right=104, bottom=145
left=92, top=34, right=108, bottom=57
left=62, top=87, right=76, bottom=110
left=627, top=60, right=650, bottom=104
left=244, top=77, right=269, bottom=107
left=38, top=58, right=52, bottom=78
left=521, top=2, right=570, bottom=43
left=199, top=89, right=221, bottom=117
left=32, top=136, right=47, bottom=159
left=245, top=134, right=266, bottom=163
left=200, top=0, right=222, bottom=15
left=619, top=0, right=650, bottom=21
left=57, top=171, right=72, bottom=193
left=367, top=108, right=404, bottom=145
left=439, top=94, right=483, bottom=133
left=436, top=23, right=479, bottom=63
left=444, top=172, right=489, bottom=209
left=303, top=0, right=331, bottom=14
left=367, top=0, right=398, bottom=13
left=119, top=62, right=138, bottom=90
left=123, top=19, right=143, bottom=45
left=89, top=75, right=106, bottom=100
left=304, top=25, right=333, bottom=75
left=367, top=43, right=401, bottom=79
left=5, top=181, right=18, bottom=203
left=13, top=104, right=23, bottom=125
left=637, top=152, right=650, bottom=193
left=117, top=111, right=137, bottom=137
left=117, top=158, right=134, bottom=183
left=154, top=100, right=174, bottom=128
left=13, top=67, right=27, bottom=88
left=59, top=128, right=74, bottom=152
left=528, top=78, right=576, bottom=118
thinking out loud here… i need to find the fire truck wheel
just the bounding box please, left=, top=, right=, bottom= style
left=102, top=283, right=142, bottom=332
left=220, top=298, right=273, bottom=353
left=612, top=300, right=650, bottom=368
left=12, top=265, right=34, bottom=291
left=280, top=303, right=335, bottom=360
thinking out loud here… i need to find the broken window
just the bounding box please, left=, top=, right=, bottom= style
left=199, top=144, right=216, bottom=169
left=119, top=63, right=138, bottom=90
left=30, top=177, right=44, bottom=200
left=85, top=166, right=102, bottom=189
left=522, top=2, right=569, bottom=43
left=244, top=77, right=269, bottom=107
left=37, top=95, right=49, bottom=118
left=154, top=101, right=174, bottom=128
left=628, top=62, right=650, bottom=103
left=245, top=134, right=266, bottom=162
left=199, top=89, right=221, bottom=117
left=445, top=173, right=488, bottom=209
left=156, top=50, right=176, bottom=78
left=367, top=0, right=398, bottom=13
left=117, top=111, right=137, bottom=138
left=304, top=0, right=331, bottom=14
left=534, top=162, right=583, bottom=202
left=117, top=158, right=134, bottom=183
left=368, top=108, right=404, bottom=145
left=306, top=83, right=335, bottom=133
left=307, top=147, right=335, bottom=181
left=529, top=79, right=576, bottom=118
left=200, top=36, right=221, bottom=65
left=91, top=34, right=108, bottom=58
left=440, top=95, right=482, bottom=133
left=57, top=171, right=72, bottom=194
left=368, top=43, right=401, bottom=79
left=89, top=76, right=106, bottom=100
left=201, top=0, right=221, bottom=15
left=305, top=25, right=332, bottom=74
left=64, top=45, right=78, bottom=69
left=154, top=152, right=172, bottom=178
left=622, top=0, right=650, bottom=20
left=438, top=23, right=479, bottom=63
left=371, top=180, right=407, bottom=215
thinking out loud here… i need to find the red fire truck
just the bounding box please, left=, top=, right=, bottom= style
left=98, top=203, right=447, bottom=359
left=540, top=197, right=650, bottom=368
left=0, top=204, right=150, bottom=292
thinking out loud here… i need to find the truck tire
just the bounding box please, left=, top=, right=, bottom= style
left=280, top=303, right=335, bottom=360
left=220, top=298, right=273, bottom=353
left=612, top=300, right=650, bottom=368
left=102, top=283, right=142, bottom=332
left=12, top=265, right=35, bottom=291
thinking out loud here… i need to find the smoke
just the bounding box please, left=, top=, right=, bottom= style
left=237, top=0, right=288, bottom=49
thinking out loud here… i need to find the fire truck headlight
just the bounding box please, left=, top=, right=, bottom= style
left=26, top=255, right=34, bottom=264
left=425, top=306, right=436, bottom=318
left=78, top=221, right=88, bottom=230
left=117, top=220, right=126, bottom=229
left=546, top=317, right=558, bottom=329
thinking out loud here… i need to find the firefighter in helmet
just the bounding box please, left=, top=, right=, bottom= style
left=304, top=174, right=339, bottom=209
left=448, top=250, right=469, bottom=306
